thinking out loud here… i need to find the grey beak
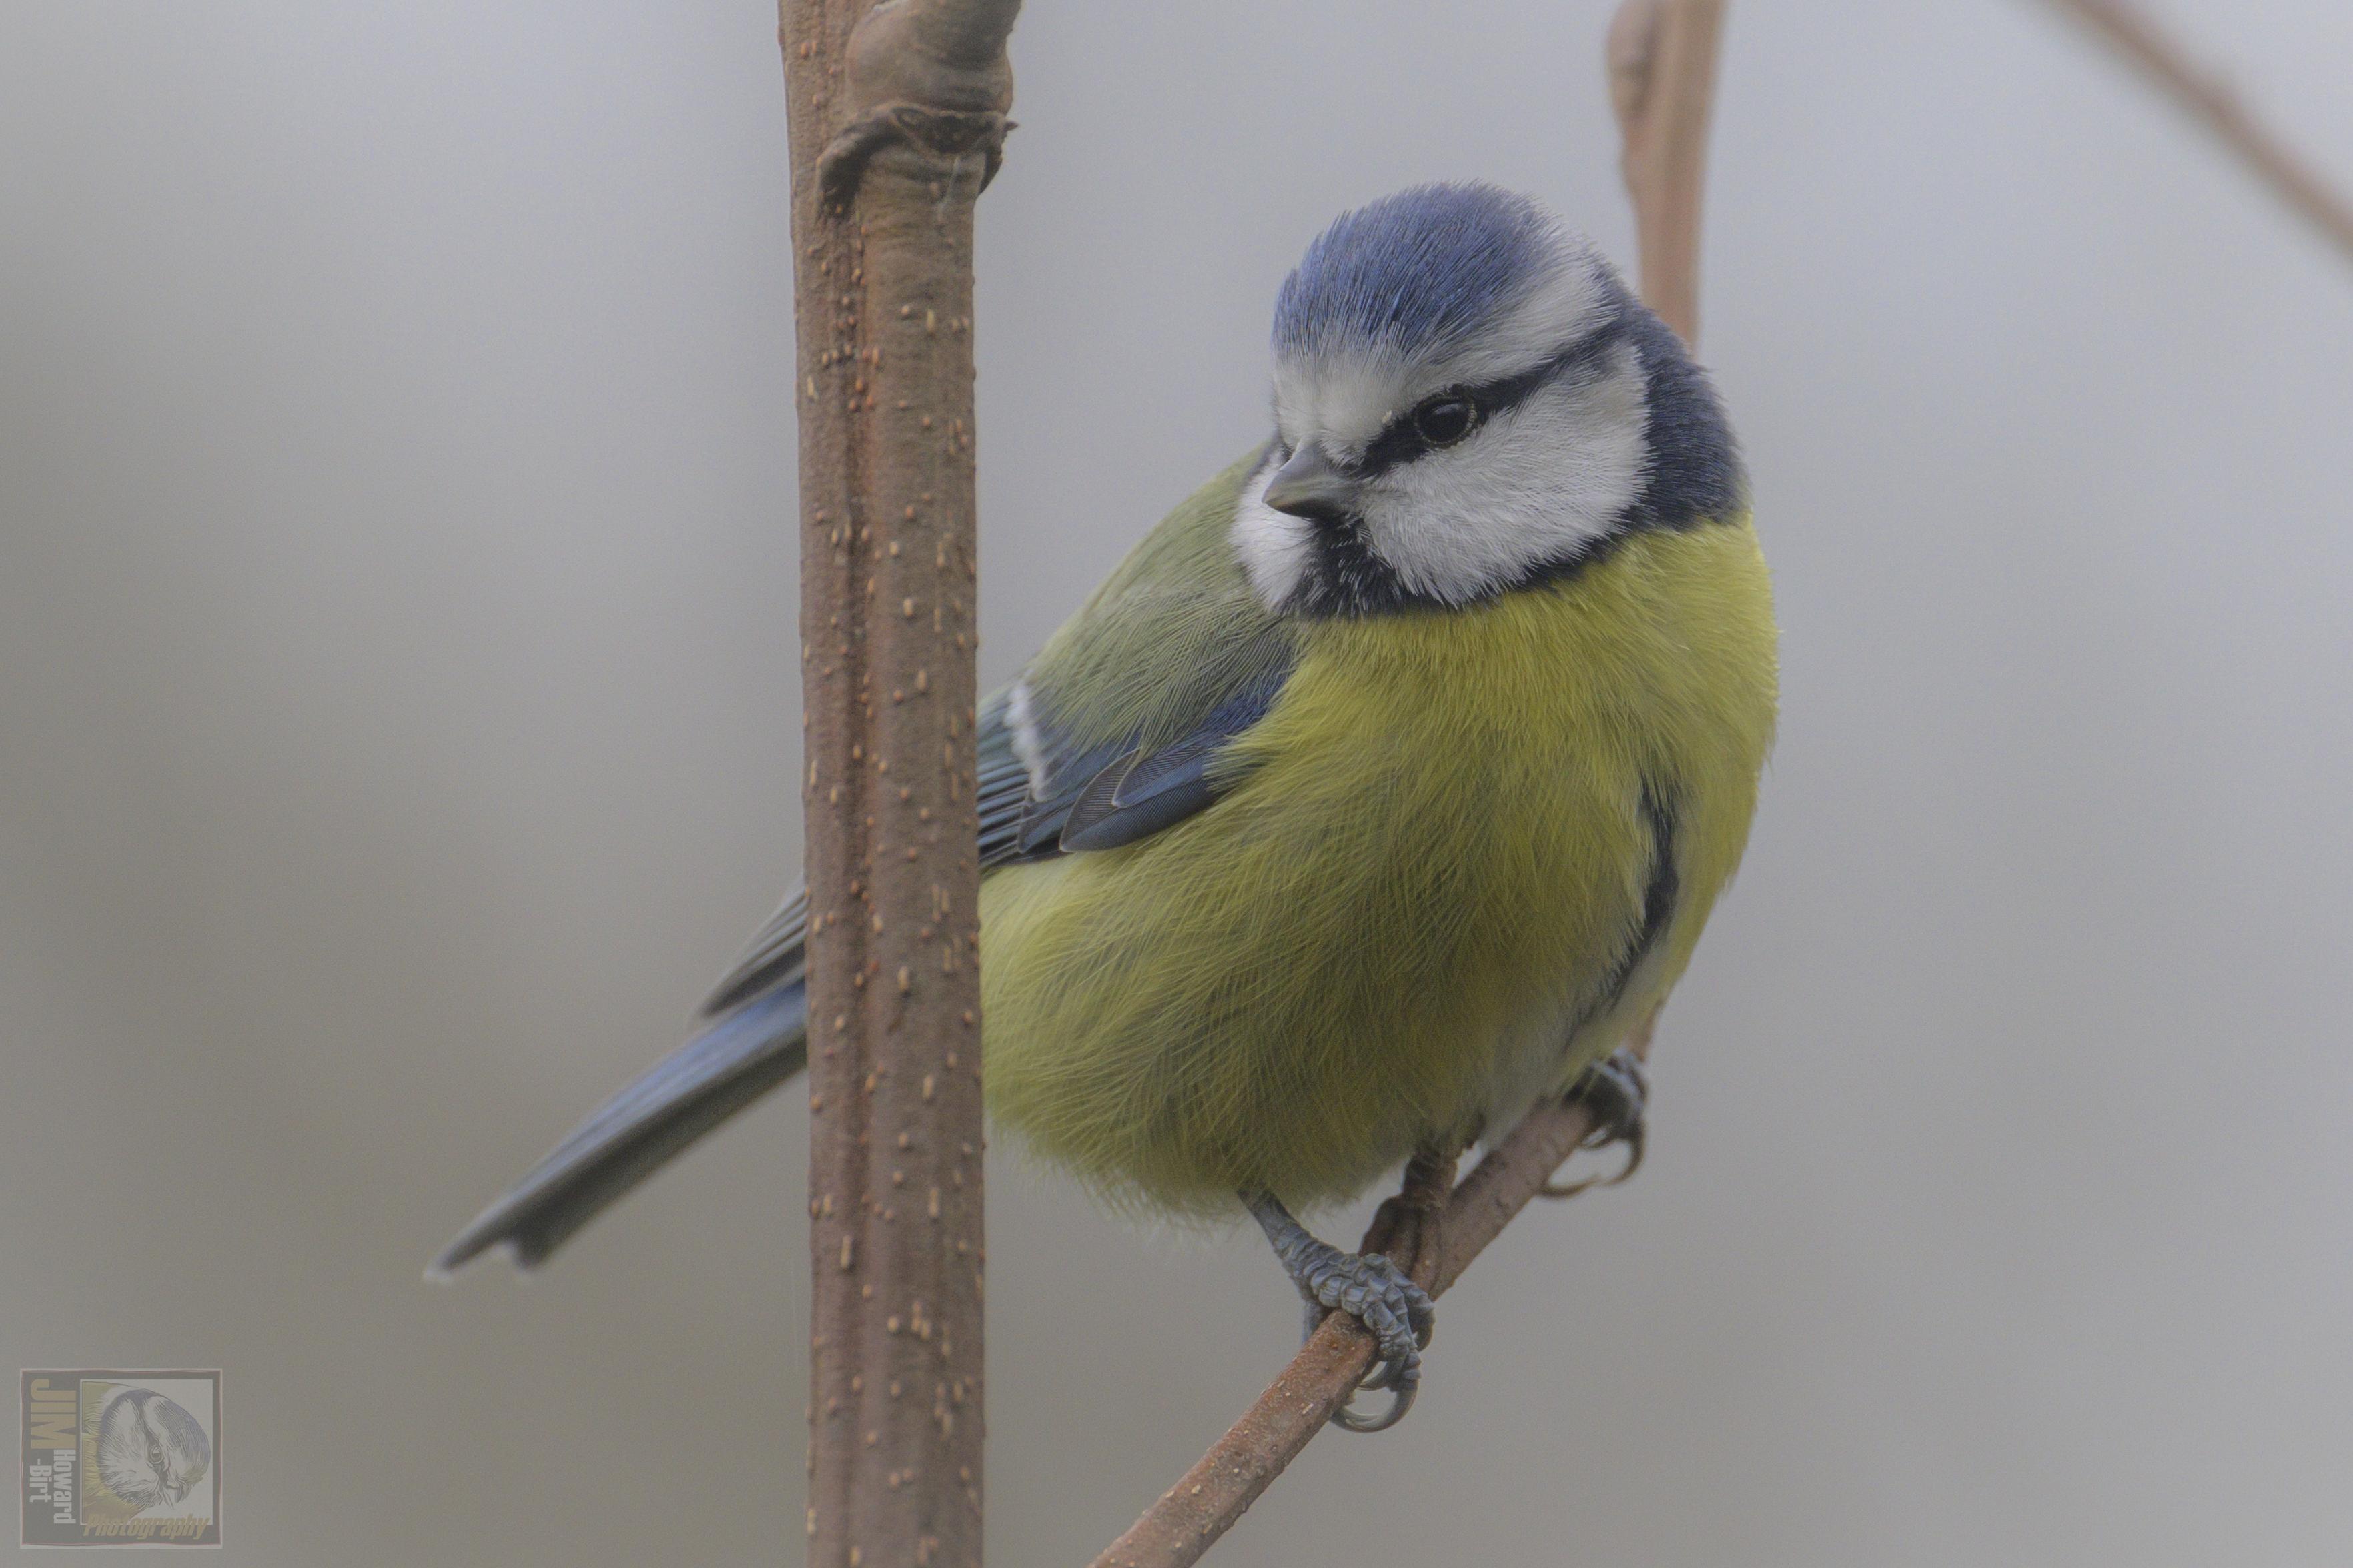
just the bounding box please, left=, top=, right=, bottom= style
left=1261, top=444, right=1358, bottom=520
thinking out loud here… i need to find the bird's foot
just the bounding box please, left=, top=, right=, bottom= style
left=1542, top=1046, right=1649, bottom=1199
left=1246, top=1192, right=1434, bottom=1433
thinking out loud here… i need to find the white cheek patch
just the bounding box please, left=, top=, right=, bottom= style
left=1358, top=340, right=1651, bottom=604
left=1230, top=447, right=1319, bottom=613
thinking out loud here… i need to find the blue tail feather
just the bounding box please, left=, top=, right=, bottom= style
left=429, top=980, right=809, bottom=1277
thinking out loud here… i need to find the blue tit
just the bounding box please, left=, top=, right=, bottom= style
left=434, top=181, right=1777, bottom=1431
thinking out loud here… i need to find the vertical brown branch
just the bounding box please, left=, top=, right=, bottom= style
left=782, top=2, right=1019, bottom=1565
left=1087, top=2, right=1724, bottom=1561
left=2036, top=0, right=2353, bottom=265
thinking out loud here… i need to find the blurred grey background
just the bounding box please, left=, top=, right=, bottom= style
left=4, top=1, right=2351, bottom=1562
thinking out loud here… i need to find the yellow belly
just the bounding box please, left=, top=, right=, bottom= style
left=979, top=521, right=1777, bottom=1213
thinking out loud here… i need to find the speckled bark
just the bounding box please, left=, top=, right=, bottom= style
left=781, top=2, right=1017, bottom=1564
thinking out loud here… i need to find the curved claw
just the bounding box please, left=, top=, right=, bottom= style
left=1312, top=1252, right=1431, bottom=1430
left=1311, top=1302, right=1410, bottom=1395
left=1332, top=1362, right=1418, bottom=1433
left=1308, top=1298, right=1392, bottom=1392
left=1253, top=1192, right=1436, bottom=1435
left=1541, top=1048, right=1650, bottom=1199
left=1355, top=1345, right=1406, bottom=1393
left=1538, top=1123, right=1645, bottom=1198
left=1300, top=1259, right=1432, bottom=1403
left=1318, top=1307, right=1402, bottom=1401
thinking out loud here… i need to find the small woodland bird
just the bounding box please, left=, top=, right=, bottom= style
left=434, top=181, right=1777, bottom=1431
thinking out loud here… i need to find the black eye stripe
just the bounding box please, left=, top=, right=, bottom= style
left=1354, top=323, right=1626, bottom=477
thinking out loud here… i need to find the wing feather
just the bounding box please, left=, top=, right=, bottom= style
left=700, top=451, right=1288, bottom=1018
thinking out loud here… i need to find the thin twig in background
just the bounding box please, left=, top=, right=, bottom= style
left=2039, top=0, right=2353, bottom=265
left=781, top=1, right=1020, bottom=1565
left=1086, top=6, right=1728, bottom=1559
left=1610, top=0, right=1727, bottom=343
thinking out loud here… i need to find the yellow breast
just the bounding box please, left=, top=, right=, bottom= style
left=979, top=520, right=1777, bottom=1213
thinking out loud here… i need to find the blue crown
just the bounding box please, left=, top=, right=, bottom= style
left=1273, top=182, right=1563, bottom=361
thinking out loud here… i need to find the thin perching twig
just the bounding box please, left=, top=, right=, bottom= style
left=2039, top=0, right=2353, bottom=265
left=1088, top=1036, right=1645, bottom=1568
left=1087, top=7, right=1727, bottom=1562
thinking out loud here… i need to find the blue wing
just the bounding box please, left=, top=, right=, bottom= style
left=1022, top=664, right=1290, bottom=853
left=434, top=453, right=1296, bottom=1274
left=437, top=659, right=1293, bottom=1275
left=704, top=656, right=1292, bottom=1015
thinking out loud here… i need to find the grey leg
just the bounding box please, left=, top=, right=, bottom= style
left=1542, top=1046, right=1649, bottom=1199
left=1244, top=1191, right=1435, bottom=1433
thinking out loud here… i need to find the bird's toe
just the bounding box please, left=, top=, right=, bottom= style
left=1297, top=1249, right=1434, bottom=1431
left=1543, top=1046, right=1649, bottom=1199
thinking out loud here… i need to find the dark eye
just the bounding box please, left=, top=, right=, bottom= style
left=1412, top=394, right=1478, bottom=448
